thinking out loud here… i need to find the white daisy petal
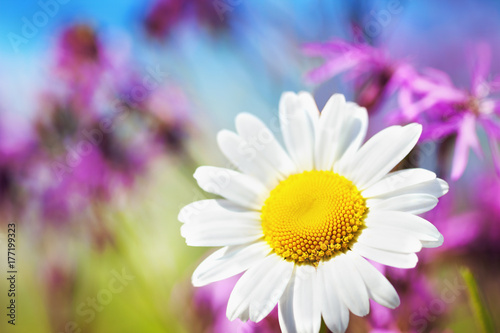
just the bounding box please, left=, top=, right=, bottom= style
left=333, top=253, right=370, bottom=317
left=292, top=265, right=322, bottom=333
left=367, top=194, right=438, bottom=215
left=194, top=166, right=268, bottom=210
left=227, top=254, right=293, bottom=322
left=278, top=270, right=297, bottom=333
left=314, top=94, right=347, bottom=170
left=362, top=168, right=448, bottom=198
left=362, top=168, right=436, bottom=197
left=181, top=217, right=263, bottom=247
left=372, top=178, right=449, bottom=200
left=297, top=91, right=321, bottom=128
left=179, top=199, right=260, bottom=224
left=192, top=241, right=271, bottom=287
left=279, top=92, right=317, bottom=171
left=365, top=211, right=442, bottom=244
left=342, top=124, right=422, bottom=189
left=333, top=102, right=368, bottom=166
left=179, top=199, right=264, bottom=247
left=319, top=261, right=350, bottom=333
left=357, top=228, right=423, bottom=253
left=352, top=242, right=419, bottom=268
left=350, top=252, right=400, bottom=309
left=235, top=113, right=296, bottom=178
left=421, top=233, right=444, bottom=248
left=249, top=256, right=294, bottom=322
left=315, top=97, right=369, bottom=172
left=217, top=130, right=280, bottom=188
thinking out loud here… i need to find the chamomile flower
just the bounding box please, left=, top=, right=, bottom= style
left=179, top=92, right=447, bottom=333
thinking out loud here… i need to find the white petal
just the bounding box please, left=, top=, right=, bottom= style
left=352, top=242, right=418, bottom=268
left=318, top=261, right=350, bottom=333
left=333, top=254, right=370, bottom=317
left=421, top=233, right=444, bottom=248
left=235, top=113, right=296, bottom=177
left=350, top=252, right=400, bottom=309
left=333, top=102, right=368, bottom=167
left=178, top=200, right=267, bottom=249
left=314, top=94, right=347, bottom=170
left=357, top=228, right=422, bottom=253
left=179, top=199, right=260, bottom=224
left=362, top=168, right=436, bottom=197
left=372, top=178, right=449, bottom=200
left=279, top=92, right=317, bottom=171
left=365, top=211, right=442, bottom=243
left=181, top=217, right=263, bottom=247
left=192, top=241, right=271, bottom=287
left=341, top=124, right=422, bottom=190
left=227, top=254, right=293, bottom=322
left=362, top=168, right=447, bottom=198
left=367, top=194, right=438, bottom=215
left=297, top=91, right=321, bottom=126
left=278, top=270, right=297, bottom=333
left=292, top=265, right=322, bottom=333
left=217, top=130, right=280, bottom=188
left=194, top=166, right=269, bottom=210
left=249, top=256, right=294, bottom=322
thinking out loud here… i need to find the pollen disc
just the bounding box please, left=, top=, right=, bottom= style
left=261, top=170, right=367, bottom=265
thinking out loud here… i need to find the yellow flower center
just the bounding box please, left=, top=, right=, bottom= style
left=261, top=170, right=367, bottom=266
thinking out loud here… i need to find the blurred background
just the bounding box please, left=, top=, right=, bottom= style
left=0, top=0, right=499, bottom=332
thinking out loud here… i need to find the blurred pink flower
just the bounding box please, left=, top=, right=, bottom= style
left=368, top=264, right=444, bottom=333
left=470, top=176, right=500, bottom=253
left=27, top=22, right=197, bottom=226
left=0, top=117, right=37, bottom=221
left=52, top=24, right=132, bottom=118
left=143, top=84, right=191, bottom=152
left=391, top=43, right=500, bottom=180
left=144, top=0, right=227, bottom=39
left=303, top=39, right=411, bottom=112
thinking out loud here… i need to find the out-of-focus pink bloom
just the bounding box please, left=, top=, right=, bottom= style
left=419, top=186, right=482, bottom=255
left=368, top=263, right=444, bottom=333
left=404, top=175, right=498, bottom=263
left=52, top=24, right=131, bottom=117
left=143, top=84, right=191, bottom=152
left=470, top=176, right=500, bottom=253
left=303, top=39, right=411, bottom=112
left=36, top=146, right=141, bottom=224
left=391, top=43, right=500, bottom=180
left=32, top=100, right=151, bottom=225
left=54, top=24, right=106, bottom=112
left=144, top=0, right=227, bottom=40
left=0, top=113, right=39, bottom=222
left=193, top=275, right=280, bottom=333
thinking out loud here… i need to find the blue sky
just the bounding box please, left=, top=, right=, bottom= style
left=2, top=0, right=500, bottom=124
left=1, top=0, right=144, bottom=54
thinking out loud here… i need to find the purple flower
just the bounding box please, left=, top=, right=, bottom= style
left=144, top=0, right=227, bottom=40
left=367, top=263, right=445, bottom=333
left=391, top=43, right=500, bottom=180
left=52, top=24, right=133, bottom=117
left=142, top=84, right=191, bottom=152
left=471, top=176, right=500, bottom=250
left=0, top=115, right=37, bottom=220
left=303, top=39, right=411, bottom=112
left=414, top=184, right=481, bottom=255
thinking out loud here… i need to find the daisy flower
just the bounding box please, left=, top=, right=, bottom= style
left=179, top=92, right=447, bottom=333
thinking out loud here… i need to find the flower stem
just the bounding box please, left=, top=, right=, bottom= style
left=460, top=267, right=495, bottom=333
